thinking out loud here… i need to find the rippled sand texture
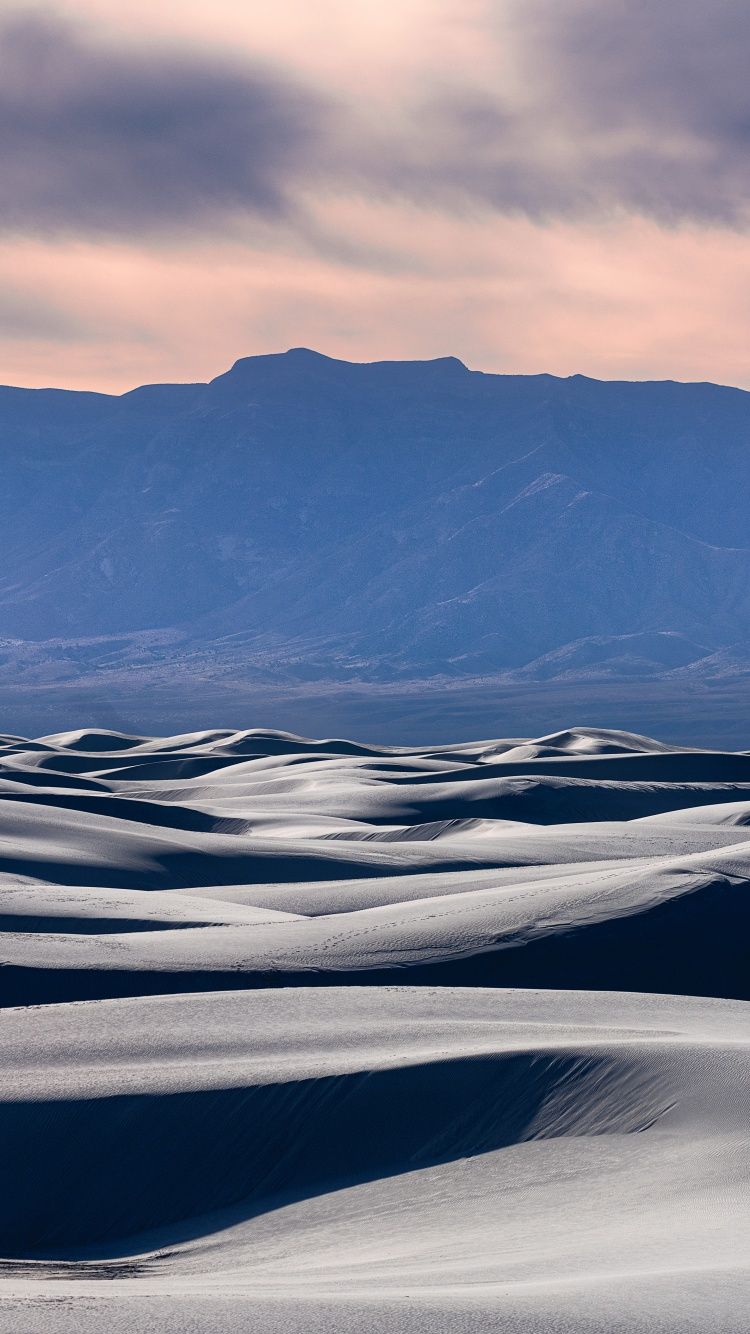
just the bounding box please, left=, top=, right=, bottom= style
left=0, top=725, right=748, bottom=1332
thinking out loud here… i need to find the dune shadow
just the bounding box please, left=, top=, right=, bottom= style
left=0, top=1048, right=667, bottom=1261
left=2, top=871, right=748, bottom=1006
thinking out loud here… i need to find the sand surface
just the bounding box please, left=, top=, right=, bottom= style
left=0, top=725, right=748, bottom=1331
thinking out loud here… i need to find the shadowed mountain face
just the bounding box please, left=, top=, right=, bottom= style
left=1, top=347, right=749, bottom=687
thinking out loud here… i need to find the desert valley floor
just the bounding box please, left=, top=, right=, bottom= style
left=0, top=724, right=748, bottom=1332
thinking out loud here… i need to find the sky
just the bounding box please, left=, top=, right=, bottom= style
left=2, top=0, right=750, bottom=392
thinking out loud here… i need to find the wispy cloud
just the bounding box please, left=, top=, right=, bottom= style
left=334, top=0, right=750, bottom=226
left=0, top=12, right=326, bottom=234
left=496, top=0, right=750, bottom=224
left=4, top=4, right=750, bottom=240
left=0, top=281, right=89, bottom=339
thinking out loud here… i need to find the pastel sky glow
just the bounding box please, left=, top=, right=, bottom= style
left=3, top=0, right=750, bottom=391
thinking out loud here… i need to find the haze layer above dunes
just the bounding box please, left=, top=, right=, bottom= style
left=1, top=723, right=748, bottom=1332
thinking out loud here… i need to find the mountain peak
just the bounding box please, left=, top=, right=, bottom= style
left=283, top=346, right=332, bottom=360
left=215, top=348, right=470, bottom=383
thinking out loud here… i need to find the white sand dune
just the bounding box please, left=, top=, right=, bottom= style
left=0, top=726, right=748, bottom=1330
left=1, top=988, right=748, bottom=1331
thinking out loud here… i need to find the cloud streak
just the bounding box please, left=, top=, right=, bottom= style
left=503, top=0, right=750, bottom=224
left=0, top=282, right=90, bottom=340
left=0, top=13, right=326, bottom=234
left=350, top=0, right=750, bottom=226
left=3, top=4, right=750, bottom=241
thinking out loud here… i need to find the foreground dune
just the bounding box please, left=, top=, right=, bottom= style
left=1, top=987, right=748, bottom=1331
left=0, top=726, right=748, bottom=1330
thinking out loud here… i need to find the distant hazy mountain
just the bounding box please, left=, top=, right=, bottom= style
left=1, top=347, right=749, bottom=689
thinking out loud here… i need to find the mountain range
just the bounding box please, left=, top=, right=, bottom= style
left=1, top=347, right=749, bottom=698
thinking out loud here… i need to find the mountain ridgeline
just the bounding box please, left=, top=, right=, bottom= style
left=1, top=347, right=749, bottom=687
